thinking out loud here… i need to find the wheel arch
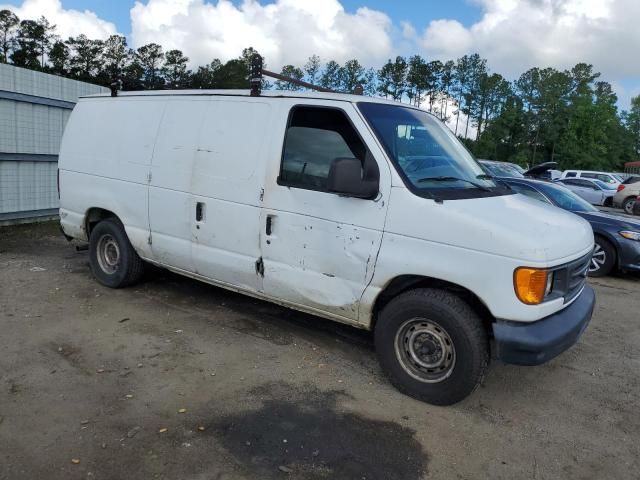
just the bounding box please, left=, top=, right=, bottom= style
left=84, top=207, right=120, bottom=237
left=371, top=275, right=495, bottom=333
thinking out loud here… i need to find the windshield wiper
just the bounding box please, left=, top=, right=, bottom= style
left=417, top=176, right=492, bottom=192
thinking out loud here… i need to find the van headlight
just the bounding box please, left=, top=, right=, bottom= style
left=620, top=231, right=640, bottom=241
left=514, top=268, right=554, bottom=305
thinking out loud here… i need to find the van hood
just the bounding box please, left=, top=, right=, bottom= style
left=386, top=188, right=594, bottom=265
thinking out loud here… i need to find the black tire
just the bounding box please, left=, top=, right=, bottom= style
left=623, top=197, right=636, bottom=215
left=89, top=218, right=144, bottom=288
left=375, top=288, right=489, bottom=406
left=588, top=236, right=616, bottom=278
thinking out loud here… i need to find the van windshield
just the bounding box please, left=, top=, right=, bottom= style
left=358, top=102, right=508, bottom=200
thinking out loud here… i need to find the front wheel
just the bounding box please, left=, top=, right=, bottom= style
left=588, top=237, right=616, bottom=277
left=375, top=288, right=489, bottom=406
left=89, top=218, right=144, bottom=288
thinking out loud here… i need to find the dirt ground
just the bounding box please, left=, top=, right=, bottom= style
left=1, top=221, right=639, bottom=480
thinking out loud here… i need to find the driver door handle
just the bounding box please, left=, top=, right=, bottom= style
left=196, top=202, right=205, bottom=222
left=266, top=215, right=274, bottom=236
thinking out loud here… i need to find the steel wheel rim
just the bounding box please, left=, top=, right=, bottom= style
left=589, top=244, right=606, bottom=273
left=394, top=318, right=456, bottom=383
left=96, top=234, right=120, bottom=275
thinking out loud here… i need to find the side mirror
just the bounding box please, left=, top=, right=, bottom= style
left=327, top=156, right=379, bottom=199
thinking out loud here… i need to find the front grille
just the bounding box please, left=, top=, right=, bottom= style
left=552, top=252, right=592, bottom=304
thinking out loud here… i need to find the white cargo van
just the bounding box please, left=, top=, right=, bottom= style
left=59, top=90, right=595, bottom=405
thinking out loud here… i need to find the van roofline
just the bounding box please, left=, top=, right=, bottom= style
left=77, top=89, right=406, bottom=107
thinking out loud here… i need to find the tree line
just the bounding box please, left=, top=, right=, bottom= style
left=1, top=9, right=639, bottom=171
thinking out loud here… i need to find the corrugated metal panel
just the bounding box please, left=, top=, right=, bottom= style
left=0, top=161, right=59, bottom=213
left=0, top=64, right=108, bottom=223
left=0, top=100, right=68, bottom=155
left=0, top=63, right=107, bottom=103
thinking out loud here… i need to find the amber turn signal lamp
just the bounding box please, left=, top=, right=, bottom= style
left=514, top=268, right=550, bottom=305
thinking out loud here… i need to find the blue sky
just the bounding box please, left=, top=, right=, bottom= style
left=4, top=0, right=484, bottom=36
left=2, top=0, right=639, bottom=108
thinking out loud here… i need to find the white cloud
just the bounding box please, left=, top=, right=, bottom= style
left=1, top=0, right=118, bottom=40
left=417, top=0, right=640, bottom=81
left=129, top=0, right=393, bottom=69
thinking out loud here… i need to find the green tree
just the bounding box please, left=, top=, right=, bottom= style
left=453, top=55, right=473, bottom=135
left=0, top=9, right=19, bottom=63
left=35, top=16, right=55, bottom=68
left=362, top=67, right=377, bottom=96
left=377, top=56, right=407, bottom=100
left=341, top=59, right=365, bottom=93
left=162, top=49, right=190, bottom=89
left=304, top=54, right=321, bottom=85
left=406, top=55, right=428, bottom=106
left=320, top=60, right=343, bottom=90
left=191, top=59, right=222, bottom=89
left=101, top=35, right=128, bottom=82
left=10, top=19, right=42, bottom=69
left=136, top=43, right=164, bottom=89
left=624, top=95, right=640, bottom=158
left=215, top=59, right=248, bottom=88
left=67, top=35, right=104, bottom=81
left=121, top=55, right=144, bottom=91
left=438, top=60, right=455, bottom=120
left=462, top=54, right=487, bottom=138
left=275, top=64, right=304, bottom=90
left=48, top=40, right=69, bottom=75
left=425, top=60, right=443, bottom=113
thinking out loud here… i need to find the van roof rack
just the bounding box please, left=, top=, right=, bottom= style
left=249, top=54, right=363, bottom=97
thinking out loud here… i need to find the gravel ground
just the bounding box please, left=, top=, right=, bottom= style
left=1, top=221, right=639, bottom=480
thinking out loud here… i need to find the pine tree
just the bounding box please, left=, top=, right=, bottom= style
left=0, top=9, right=19, bottom=63
left=162, top=49, right=190, bottom=89
left=136, top=43, right=164, bottom=89
left=304, top=54, right=321, bottom=85
left=275, top=65, right=304, bottom=90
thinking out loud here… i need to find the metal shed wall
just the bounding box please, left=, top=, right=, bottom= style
left=0, top=64, right=108, bottom=223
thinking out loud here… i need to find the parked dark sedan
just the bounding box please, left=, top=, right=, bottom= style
left=499, top=177, right=640, bottom=277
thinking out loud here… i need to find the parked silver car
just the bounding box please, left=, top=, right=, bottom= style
left=556, top=178, right=617, bottom=206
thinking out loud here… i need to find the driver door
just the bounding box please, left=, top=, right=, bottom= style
left=259, top=102, right=391, bottom=322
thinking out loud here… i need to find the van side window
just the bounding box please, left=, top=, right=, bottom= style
left=565, top=172, right=577, bottom=178
left=279, top=106, right=367, bottom=191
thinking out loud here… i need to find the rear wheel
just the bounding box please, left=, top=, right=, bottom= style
left=89, top=218, right=144, bottom=288
left=588, top=237, right=616, bottom=277
left=623, top=197, right=636, bottom=215
left=375, top=288, right=489, bottom=406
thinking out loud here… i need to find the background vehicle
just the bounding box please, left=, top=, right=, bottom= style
left=614, top=180, right=640, bottom=214
left=479, top=160, right=559, bottom=180
left=556, top=178, right=616, bottom=206
left=560, top=170, right=622, bottom=187
left=621, top=175, right=640, bottom=185
left=634, top=196, right=640, bottom=216
left=478, top=160, right=526, bottom=178
left=58, top=90, right=595, bottom=405
left=525, top=162, right=562, bottom=181
left=500, top=178, right=640, bottom=277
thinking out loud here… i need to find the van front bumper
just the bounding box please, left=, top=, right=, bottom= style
left=493, top=285, right=595, bottom=366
